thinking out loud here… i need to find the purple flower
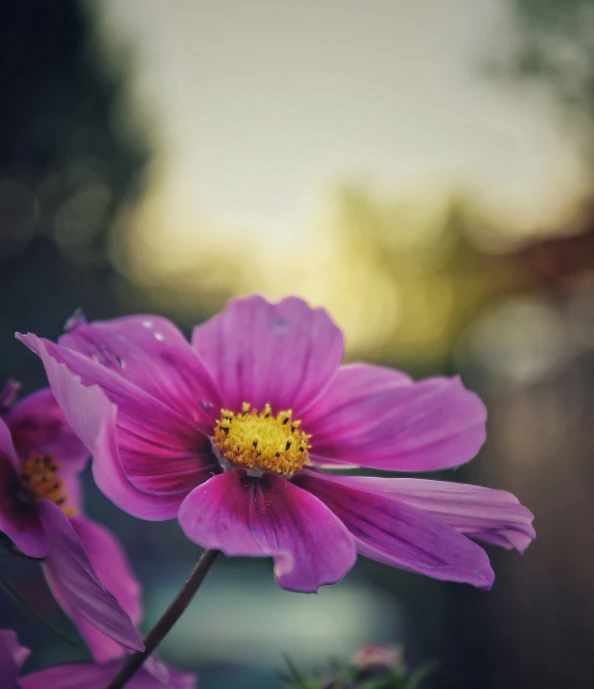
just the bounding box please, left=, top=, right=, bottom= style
left=18, top=296, right=535, bottom=592
left=0, top=382, right=143, bottom=657
left=0, top=628, right=195, bottom=689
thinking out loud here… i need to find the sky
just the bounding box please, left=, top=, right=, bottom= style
left=94, top=0, right=591, bottom=354
left=99, top=0, right=587, bottom=248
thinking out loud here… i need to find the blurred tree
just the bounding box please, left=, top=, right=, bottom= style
left=324, top=187, right=499, bottom=372
left=0, top=0, right=148, bottom=386
left=501, top=0, right=594, bottom=160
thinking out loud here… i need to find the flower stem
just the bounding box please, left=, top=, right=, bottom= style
left=106, top=549, right=219, bottom=689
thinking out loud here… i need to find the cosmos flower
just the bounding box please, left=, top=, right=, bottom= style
left=18, top=296, right=535, bottom=592
left=0, top=628, right=195, bottom=689
left=351, top=644, right=404, bottom=675
left=0, top=381, right=142, bottom=658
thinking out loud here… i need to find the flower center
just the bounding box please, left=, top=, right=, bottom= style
left=213, top=402, right=311, bottom=475
left=20, top=454, right=73, bottom=516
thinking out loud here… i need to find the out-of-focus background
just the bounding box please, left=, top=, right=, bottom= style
left=1, top=1, right=593, bottom=687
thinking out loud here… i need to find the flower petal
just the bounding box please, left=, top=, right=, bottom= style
left=61, top=474, right=81, bottom=514
left=92, top=402, right=204, bottom=520
left=59, top=315, right=220, bottom=434
left=295, top=471, right=495, bottom=588
left=303, top=367, right=487, bottom=472
left=17, top=334, right=219, bottom=519
left=5, top=389, right=88, bottom=473
left=0, top=379, right=21, bottom=411
left=38, top=500, right=144, bottom=653
left=0, top=419, right=49, bottom=558
left=0, top=629, right=30, bottom=688
left=0, top=416, right=19, bottom=472
left=330, top=476, right=535, bottom=552
left=178, top=469, right=357, bottom=592
left=191, top=296, right=344, bottom=415
left=19, top=661, right=196, bottom=689
left=43, top=516, right=142, bottom=663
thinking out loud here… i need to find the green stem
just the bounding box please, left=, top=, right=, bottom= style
left=106, top=549, right=219, bottom=689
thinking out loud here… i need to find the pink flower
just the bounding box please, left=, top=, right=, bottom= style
left=0, top=628, right=195, bottom=689
left=352, top=644, right=404, bottom=673
left=0, top=382, right=142, bottom=658
left=18, top=296, right=535, bottom=592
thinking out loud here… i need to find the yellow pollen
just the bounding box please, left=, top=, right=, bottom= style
left=20, top=454, right=74, bottom=516
left=213, top=402, right=311, bottom=475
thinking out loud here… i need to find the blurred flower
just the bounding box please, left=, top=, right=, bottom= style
left=19, top=296, right=534, bottom=592
left=282, top=643, right=430, bottom=689
left=0, top=628, right=195, bottom=689
left=352, top=644, right=405, bottom=676
left=0, top=382, right=142, bottom=658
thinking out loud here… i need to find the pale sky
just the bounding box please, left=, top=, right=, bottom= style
left=99, top=0, right=587, bottom=249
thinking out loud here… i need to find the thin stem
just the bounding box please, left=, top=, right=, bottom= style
left=106, top=549, right=219, bottom=689
left=0, top=571, right=83, bottom=651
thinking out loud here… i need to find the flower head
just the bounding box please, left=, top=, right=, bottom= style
left=352, top=644, right=405, bottom=675
left=0, top=628, right=195, bottom=689
left=18, top=296, right=535, bottom=592
left=0, top=382, right=142, bottom=657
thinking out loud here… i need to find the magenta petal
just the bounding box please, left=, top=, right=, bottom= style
left=0, top=379, right=22, bottom=411
left=43, top=515, right=142, bottom=663
left=295, top=471, right=495, bottom=589
left=61, top=474, right=81, bottom=514
left=0, top=462, right=49, bottom=558
left=59, top=315, right=220, bottom=434
left=302, top=363, right=412, bottom=423
left=92, top=404, right=199, bottom=520
left=333, top=476, right=535, bottom=552
left=191, top=296, right=344, bottom=414
left=178, top=469, right=357, bottom=592
left=38, top=500, right=144, bottom=653
left=5, top=389, right=88, bottom=473
left=304, top=369, right=487, bottom=472
left=0, top=629, right=30, bottom=688
left=0, top=417, right=19, bottom=472
left=19, top=661, right=196, bottom=689
left=18, top=333, right=218, bottom=519
left=0, top=422, right=49, bottom=558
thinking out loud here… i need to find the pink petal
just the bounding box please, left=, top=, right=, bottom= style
left=43, top=516, right=142, bottom=664
left=0, top=419, right=49, bottom=558
left=39, top=500, right=144, bottom=653
left=6, top=389, right=88, bottom=474
left=302, top=363, right=413, bottom=421
left=18, top=334, right=219, bottom=519
left=93, top=402, right=202, bottom=520
left=191, top=296, right=344, bottom=415
left=338, top=476, right=535, bottom=552
left=0, top=629, right=30, bottom=688
left=0, top=416, right=19, bottom=472
left=295, top=470, right=495, bottom=589
left=59, top=315, right=220, bottom=434
left=61, top=474, right=81, bottom=514
left=178, top=469, right=357, bottom=593
left=303, top=366, right=487, bottom=472
left=19, top=661, right=196, bottom=689
left=0, top=379, right=22, bottom=411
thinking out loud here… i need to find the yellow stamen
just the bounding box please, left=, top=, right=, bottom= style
left=213, top=402, right=311, bottom=475
left=20, top=454, right=74, bottom=516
